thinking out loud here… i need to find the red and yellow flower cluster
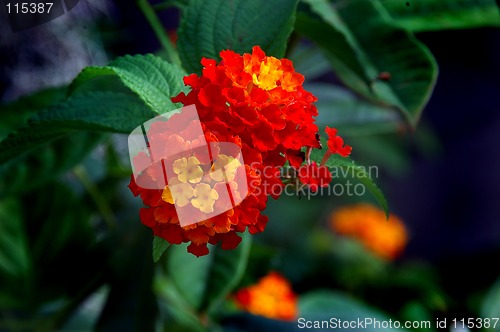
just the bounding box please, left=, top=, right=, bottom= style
left=234, top=272, right=298, bottom=321
left=129, top=46, right=350, bottom=256
left=330, top=203, right=408, bottom=260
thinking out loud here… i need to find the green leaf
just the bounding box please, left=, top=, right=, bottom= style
left=69, top=54, right=188, bottom=114
left=0, top=87, right=104, bottom=197
left=0, top=182, right=99, bottom=311
left=166, top=232, right=252, bottom=313
left=295, top=12, right=373, bottom=96
left=0, top=199, right=30, bottom=280
left=62, top=286, right=109, bottom=331
left=299, top=291, right=407, bottom=331
left=0, top=132, right=103, bottom=198
left=307, top=83, right=402, bottom=136
left=481, top=277, right=500, bottom=328
left=0, top=92, right=155, bottom=164
left=153, top=236, right=170, bottom=263
left=199, top=232, right=252, bottom=313
left=0, top=199, right=31, bottom=310
left=288, top=44, right=332, bottom=80
left=154, top=276, right=206, bottom=332
left=298, top=0, right=438, bottom=126
left=0, top=87, right=67, bottom=141
left=380, top=0, right=500, bottom=32
left=26, top=182, right=95, bottom=265
left=311, top=151, right=389, bottom=217
left=177, top=0, right=298, bottom=74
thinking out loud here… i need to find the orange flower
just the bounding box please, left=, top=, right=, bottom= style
left=234, top=272, right=297, bottom=321
left=330, top=204, right=408, bottom=260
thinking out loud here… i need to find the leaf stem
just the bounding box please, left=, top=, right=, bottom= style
left=74, top=165, right=117, bottom=231
left=137, top=0, right=182, bottom=66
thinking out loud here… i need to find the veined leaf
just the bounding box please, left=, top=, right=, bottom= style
left=0, top=88, right=104, bottom=197
left=298, top=0, right=438, bottom=126
left=0, top=55, right=186, bottom=193
left=177, top=0, right=298, bottom=74
left=0, top=92, right=155, bottom=164
left=380, top=0, right=500, bottom=32
left=69, top=54, right=188, bottom=114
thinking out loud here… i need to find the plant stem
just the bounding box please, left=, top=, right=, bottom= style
left=305, top=146, right=312, bottom=165
left=320, top=151, right=332, bottom=167
left=74, top=165, right=117, bottom=231
left=137, top=0, right=182, bottom=66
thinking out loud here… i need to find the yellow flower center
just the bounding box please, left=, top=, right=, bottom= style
left=245, top=56, right=283, bottom=91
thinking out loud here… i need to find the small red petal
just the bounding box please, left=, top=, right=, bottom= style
left=221, top=232, right=242, bottom=250
left=187, top=243, right=210, bottom=257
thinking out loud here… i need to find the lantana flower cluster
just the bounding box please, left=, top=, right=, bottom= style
left=129, top=46, right=351, bottom=256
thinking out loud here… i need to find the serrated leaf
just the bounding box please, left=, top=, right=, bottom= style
left=0, top=92, right=155, bottom=164
left=380, top=0, right=500, bottom=32
left=177, top=0, right=298, bottom=74
left=69, top=54, right=188, bottom=114
left=152, top=236, right=170, bottom=263
left=166, top=232, right=252, bottom=313
left=299, top=0, right=438, bottom=127
left=311, top=150, right=389, bottom=218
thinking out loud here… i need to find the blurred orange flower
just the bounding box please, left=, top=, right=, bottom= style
left=330, top=203, right=408, bottom=260
left=234, top=272, right=297, bottom=321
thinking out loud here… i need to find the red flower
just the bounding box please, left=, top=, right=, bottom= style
left=298, top=162, right=332, bottom=192
left=130, top=46, right=322, bottom=256
left=325, top=126, right=351, bottom=157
